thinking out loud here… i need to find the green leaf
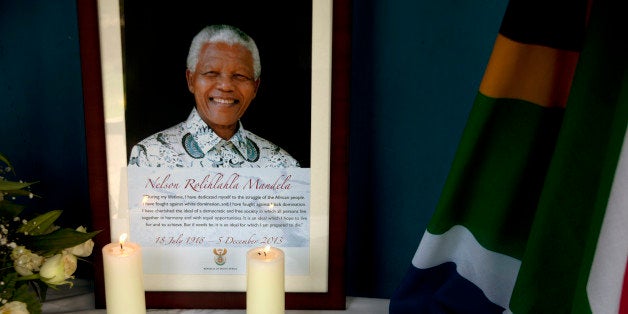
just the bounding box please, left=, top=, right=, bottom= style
left=0, top=273, right=43, bottom=314
left=0, top=180, right=35, bottom=192
left=22, top=228, right=101, bottom=255
left=13, top=283, right=42, bottom=314
left=0, top=200, right=24, bottom=218
left=2, top=189, right=39, bottom=198
left=0, top=153, right=12, bottom=170
left=18, top=210, right=62, bottom=235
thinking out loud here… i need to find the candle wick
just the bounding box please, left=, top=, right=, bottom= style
left=120, top=243, right=123, bottom=250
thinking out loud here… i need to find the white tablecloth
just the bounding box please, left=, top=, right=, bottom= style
left=42, top=280, right=390, bottom=314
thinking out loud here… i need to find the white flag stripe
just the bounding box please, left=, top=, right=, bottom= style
left=587, top=128, right=628, bottom=314
left=412, top=225, right=521, bottom=310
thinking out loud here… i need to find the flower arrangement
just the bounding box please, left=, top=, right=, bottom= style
left=0, top=153, right=99, bottom=314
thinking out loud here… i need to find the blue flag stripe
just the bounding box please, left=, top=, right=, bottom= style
left=412, top=225, right=521, bottom=310
left=390, top=262, right=505, bottom=314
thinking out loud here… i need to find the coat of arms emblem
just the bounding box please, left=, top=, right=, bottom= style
left=213, top=248, right=227, bottom=265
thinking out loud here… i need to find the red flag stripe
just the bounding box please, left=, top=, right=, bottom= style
left=621, top=261, right=628, bottom=314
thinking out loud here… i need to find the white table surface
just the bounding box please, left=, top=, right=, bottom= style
left=41, top=280, right=390, bottom=314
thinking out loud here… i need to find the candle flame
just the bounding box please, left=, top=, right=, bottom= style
left=119, top=233, right=128, bottom=245
left=255, top=245, right=272, bottom=258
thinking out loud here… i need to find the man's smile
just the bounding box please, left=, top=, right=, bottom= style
left=210, top=97, right=239, bottom=105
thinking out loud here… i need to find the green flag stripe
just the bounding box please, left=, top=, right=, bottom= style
left=427, top=93, right=564, bottom=259
left=510, top=0, right=628, bottom=311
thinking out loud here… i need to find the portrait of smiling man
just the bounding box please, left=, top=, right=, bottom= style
left=128, top=24, right=300, bottom=168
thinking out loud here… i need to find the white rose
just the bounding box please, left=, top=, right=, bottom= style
left=65, top=226, right=95, bottom=257
left=0, top=301, right=29, bottom=314
left=39, top=253, right=77, bottom=286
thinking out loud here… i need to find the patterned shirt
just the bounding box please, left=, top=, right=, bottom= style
left=128, top=108, right=299, bottom=168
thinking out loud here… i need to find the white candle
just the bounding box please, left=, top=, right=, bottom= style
left=246, top=245, right=285, bottom=314
left=102, top=234, right=146, bottom=314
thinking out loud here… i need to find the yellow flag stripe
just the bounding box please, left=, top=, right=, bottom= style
left=479, top=34, right=580, bottom=108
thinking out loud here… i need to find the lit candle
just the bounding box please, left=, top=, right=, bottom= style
left=102, top=233, right=146, bottom=314
left=246, top=245, right=285, bottom=314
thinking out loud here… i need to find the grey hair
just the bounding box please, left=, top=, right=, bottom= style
left=186, top=24, right=261, bottom=79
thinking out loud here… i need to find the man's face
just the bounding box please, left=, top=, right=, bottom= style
left=186, top=42, right=260, bottom=135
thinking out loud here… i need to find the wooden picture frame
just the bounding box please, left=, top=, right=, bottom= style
left=77, top=0, right=350, bottom=310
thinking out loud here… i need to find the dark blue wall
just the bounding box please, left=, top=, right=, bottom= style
left=347, top=0, right=507, bottom=297
left=0, top=0, right=90, bottom=228
left=0, top=0, right=507, bottom=298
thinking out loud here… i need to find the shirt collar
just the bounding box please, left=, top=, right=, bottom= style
left=184, top=108, right=253, bottom=157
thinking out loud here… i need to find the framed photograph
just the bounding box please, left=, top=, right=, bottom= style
left=78, top=0, right=350, bottom=309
